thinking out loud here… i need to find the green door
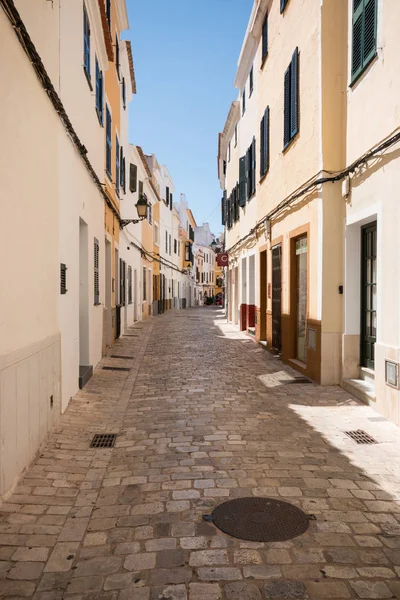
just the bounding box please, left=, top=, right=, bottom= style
left=361, top=222, right=377, bottom=369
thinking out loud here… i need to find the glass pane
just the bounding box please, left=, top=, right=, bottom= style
left=366, top=288, right=371, bottom=310
left=296, top=243, right=307, bottom=363
left=372, top=311, right=377, bottom=337
left=372, top=258, right=377, bottom=284
left=366, top=314, right=371, bottom=337
left=366, top=259, right=371, bottom=283
left=372, top=284, right=377, bottom=310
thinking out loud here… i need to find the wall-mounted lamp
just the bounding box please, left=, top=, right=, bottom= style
left=120, top=194, right=149, bottom=228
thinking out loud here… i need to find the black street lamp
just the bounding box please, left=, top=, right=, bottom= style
left=120, top=194, right=149, bottom=228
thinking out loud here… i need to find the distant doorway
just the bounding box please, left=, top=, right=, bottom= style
left=272, top=245, right=282, bottom=351
left=259, top=251, right=267, bottom=341
left=295, top=237, right=307, bottom=363
left=361, top=222, right=377, bottom=369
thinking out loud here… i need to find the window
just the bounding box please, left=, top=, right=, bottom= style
left=95, top=57, right=103, bottom=124
left=178, top=242, right=180, bottom=257
left=106, top=106, right=112, bottom=177
left=128, top=266, right=132, bottom=304
left=154, top=223, right=159, bottom=245
left=242, top=88, right=246, bottom=115
left=165, top=231, right=168, bottom=253
left=262, top=12, right=268, bottom=64
left=228, top=141, right=231, bottom=163
left=351, top=0, right=377, bottom=83
left=60, top=263, right=67, bottom=294
left=120, top=147, right=126, bottom=193
left=122, top=77, right=126, bottom=109
left=166, top=186, right=170, bottom=206
left=223, top=160, right=226, bottom=175
left=169, top=234, right=172, bottom=255
left=94, top=238, right=100, bottom=304
left=129, top=163, right=137, bottom=192
left=106, top=0, right=111, bottom=28
left=249, top=66, right=254, bottom=96
left=119, top=259, right=126, bottom=306
left=284, top=48, right=299, bottom=149
left=260, top=106, right=270, bottom=179
left=115, top=35, right=120, bottom=79
left=83, top=7, right=91, bottom=81
left=148, top=202, right=152, bottom=225
left=139, top=180, right=143, bottom=196
left=115, top=136, right=120, bottom=194
left=170, top=192, right=173, bottom=211
left=174, top=239, right=177, bottom=254
left=234, top=124, right=238, bottom=147
left=143, top=266, right=147, bottom=301
left=246, top=138, right=256, bottom=199
left=280, top=0, right=289, bottom=13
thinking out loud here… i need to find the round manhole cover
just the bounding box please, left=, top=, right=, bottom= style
left=211, top=497, right=310, bottom=542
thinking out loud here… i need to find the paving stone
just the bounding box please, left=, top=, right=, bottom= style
left=306, top=581, right=351, bottom=598
left=7, top=560, right=44, bottom=580
left=156, top=550, right=185, bottom=569
left=180, top=536, right=207, bottom=549
left=151, top=584, right=187, bottom=600
left=124, top=552, right=156, bottom=571
left=349, top=581, right=392, bottom=599
left=224, top=581, right=261, bottom=600
left=189, top=550, right=228, bottom=567
left=44, top=541, right=79, bottom=572
left=322, top=565, right=358, bottom=578
left=11, top=547, right=49, bottom=562
left=234, top=550, right=263, bottom=564
left=115, top=542, right=141, bottom=555
left=197, top=567, right=242, bottom=581
left=243, top=565, right=281, bottom=579
left=103, top=572, right=133, bottom=590
left=66, top=575, right=104, bottom=594
left=150, top=568, right=192, bottom=586
left=189, top=583, right=221, bottom=600
left=264, top=580, right=309, bottom=599
left=119, top=587, right=149, bottom=600
left=265, top=549, right=291, bottom=564
left=145, top=538, right=177, bottom=551
left=73, top=556, right=122, bottom=577
left=0, top=579, right=36, bottom=596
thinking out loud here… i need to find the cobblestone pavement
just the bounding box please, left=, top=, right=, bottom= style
left=1, top=308, right=400, bottom=599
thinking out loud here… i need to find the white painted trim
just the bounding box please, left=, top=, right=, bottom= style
left=86, top=0, right=109, bottom=72
left=115, top=0, right=129, bottom=31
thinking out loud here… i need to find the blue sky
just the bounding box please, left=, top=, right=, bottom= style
left=124, top=0, right=253, bottom=235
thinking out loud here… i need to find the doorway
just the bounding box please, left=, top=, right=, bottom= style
left=79, top=219, right=90, bottom=387
left=361, top=222, right=377, bottom=369
left=105, top=239, right=112, bottom=348
left=295, top=237, right=308, bottom=363
left=259, top=251, right=267, bottom=341
left=272, top=245, right=282, bottom=351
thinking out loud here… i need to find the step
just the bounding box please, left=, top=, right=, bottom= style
left=247, top=327, right=256, bottom=337
left=79, top=365, right=93, bottom=390
left=360, top=366, right=375, bottom=387
left=342, top=377, right=376, bottom=406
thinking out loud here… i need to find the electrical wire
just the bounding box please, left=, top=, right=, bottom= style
left=225, top=126, right=400, bottom=255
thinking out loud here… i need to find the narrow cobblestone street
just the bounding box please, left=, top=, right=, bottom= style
left=1, top=308, right=400, bottom=599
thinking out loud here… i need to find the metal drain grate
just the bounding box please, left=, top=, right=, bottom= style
left=344, top=430, right=378, bottom=444
left=208, top=497, right=310, bottom=542
left=90, top=434, right=117, bottom=448
left=102, top=366, right=131, bottom=372
left=109, top=355, right=133, bottom=359
left=281, top=377, right=312, bottom=384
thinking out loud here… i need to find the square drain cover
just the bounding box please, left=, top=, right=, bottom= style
left=102, top=366, right=130, bottom=372
left=344, top=430, right=378, bottom=444
left=90, top=434, right=117, bottom=448
left=281, top=377, right=312, bottom=384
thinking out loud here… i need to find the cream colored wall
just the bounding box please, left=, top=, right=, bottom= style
left=0, top=8, right=61, bottom=498
left=344, top=0, right=400, bottom=422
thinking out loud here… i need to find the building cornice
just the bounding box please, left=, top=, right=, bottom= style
left=125, top=41, right=137, bottom=94
left=234, top=0, right=268, bottom=90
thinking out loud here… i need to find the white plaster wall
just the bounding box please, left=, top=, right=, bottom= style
left=0, top=8, right=61, bottom=497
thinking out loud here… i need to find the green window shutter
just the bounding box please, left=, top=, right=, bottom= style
left=239, top=156, right=246, bottom=206
left=60, top=263, right=67, bottom=294
left=260, top=106, right=270, bottom=178
left=245, top=148, right=250, bottom=200
left=129, top=163, right=137, bottom=192
left=290, top=48, right=299, bottom=139
left=352, top=0, right=364, bottom=78
left=139, top=180, right=143, bottom=196
left=363, top=0, right=377, bottom=65
left=352, top=0, right=377, bottom=82
left=280, top=0, right=288, bottom=13
left=262, top=12, right=268, bottom=64
left=283, top=66, right=291, bottom=148
left=94, top=238, right=99, bottom=304
left=236, top=183, right=240, bottom=219
left=221, top=191, right=226, bottom=225
left=250, top=138, right=256, bottom=197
